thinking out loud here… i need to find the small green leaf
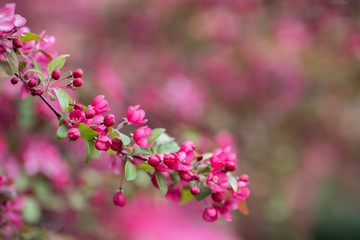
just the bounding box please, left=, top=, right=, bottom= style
left=84, top=140, right=91, bottom=164
left=202, top=152, right=213, bottom=160
left=193, top=183, right=211, bottom=201
left=47, top=54, right=69, bottom=74
left=155, top=170, right=168, bottom=197
left=23, top=197, right=41, bottom=223
left=133, top=147, right=150, bottom=155
left=147, top=128, right=165, bottom=144
left=53, top=88, right=70, bottom=113
left=0, top=60, right=12, bottom=77
left=170, top=173, right=180, bottom=185
left=119, top=132, right=131, bottom=145
left=85, top=139, right=102, bottom=160
left=56, top=124, right=69, bottom=140
left=76, top=123, right=100, bottom=140
left=20, top=32, right=47, bottom=43
left=48, top=92, right=56, bottom=102
left=25, top=68, right=46, bottom=78
left=4, top=49, right=19, bottom=74
left=180, top=187, right=194, bottom=204
left=137, top=163, right=154, bottom=171
left=227, top=172, right=238, bottom=192
left=159, top=141, right=179, bottom=154
left=156, top=132, right=175, bottom=145
left=125, top=160, right=136, bottom=181
left=29, top=56, right=41, bottom=71
left=59, top=113, right=67, bottom=126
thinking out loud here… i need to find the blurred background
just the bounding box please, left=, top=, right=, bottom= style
left=2, top=0, right=360, bottom=239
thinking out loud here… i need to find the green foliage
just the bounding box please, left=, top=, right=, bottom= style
left=125, top=160, right=137, bottom=181
left=159, top=141, right=179, bottom=154
left=3, top=49, right=19, bottom=75
left=76, top=123, right=100, bottom=140
left=47, top=54, right=69, bottom=74
left=180, top=187, right=194, bottom=204
left=56, top=124, right=69, bottom=140
left=119, top=132, right=131, bottom=145
left=147, top=128, right=165, bottom=144
left=53, top=88, right=70, bottom=113
left=133, top=147, right=151, bottom=155
left=155, top=170, right=168, bottom=197
left=193, top=182, right=211, bottom=201
left=84, top=140, right=102, bottom=164
left=23, top=197, right=41, bottom=223
left=227, top=172, right=238, bottom=192
left=20, top=32, right=47, bottom=43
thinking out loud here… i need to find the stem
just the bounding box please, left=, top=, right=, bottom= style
left=39, top=94, right=61, bottom=120
left=116, top=120, right=129, bottom=130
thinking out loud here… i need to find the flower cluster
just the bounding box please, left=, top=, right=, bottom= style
left=1, top=2, right=250, bottom=225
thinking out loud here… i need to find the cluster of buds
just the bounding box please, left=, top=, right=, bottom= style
left=2, top=2, right=250, bottom=223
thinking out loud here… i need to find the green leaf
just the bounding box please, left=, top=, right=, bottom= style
left=133, top=147, right=150, bottom=155
left=147, top=128, right=165, bottom=144
left=53, top=88, right=70, bottom=113
left=202, top=152, right=213, bottom=160
left=193, top=182, right=211, bottom=201
left=159, top=141, right=179, bottom=154
left=76, top=123, right=100, bottom=140
left=0, top=60, right=12, bottom=77
left=119, top=132, right=131, bottom=145
left=84, top=140, right=91, bottom=164
left=170, top=173, right=180, bottom=185
left=59, top=113, right=67, bottom=126
left=125, top=160, right=137, bottom=181
left=4, top=49, right=19, bottom=75
left=85, top=139, right=102, bottom=160
left=48, top=92, right=56, bottom=102
left=56, top=124, right=69, bottom=140
left=25, top=68, right=46, bottom=78
left=20, top=32, right=47, bottom=43
left=137, top=163, right=154, bottom=171
left=227, top=172, right=238, bottom=192
left=155, top=170, right=168, bottom=197
left=47, top=54, right=69, bottom=74
left=156, top=132, right=175, bottom=145
left=29, top=56, right=41, bottom=71
left=180, top=187, right=194, bottom=204
left=23, top=197, right=41, bottom=223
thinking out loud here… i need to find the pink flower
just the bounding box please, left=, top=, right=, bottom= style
left=215, top=199, right=239, bottom=222
left=126, top=105, right=148, bottom=125
left=133, top=126, right=152, bottom=148
left=176, top=151, right=193, bottom=171
left=210, top=146, right=236, bottom=171
left=190, top=185, right=200, bottom=195
left=163, top=153, right=180, bottom=170
left=113, top=192, right=126, bottom=207
left=207, top=170, right=229, bottom=193
left=68, top=128, right=81, bottom=141
left=0, top=3, right=26, bottom=33
left=95, top=135, right=112, bottom=151
left=110, top=138, right=123, bottom=152
left=203, top=207, right=219, bottom=222
left=64, top=110, right=85, bottom=128
left=91, top=95, right=109, bottom=114
left=178, top=141, right=195, bottom=163
left=231, top=176, right=250, bottom=200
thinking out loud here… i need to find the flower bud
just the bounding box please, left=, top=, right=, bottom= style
left=179, top=171, right=194, bottom=182
left=85, top=107, right=96, bottom=119
left=113, top=192, right=126, bottom=207
left=12, top=38, right=23, bottom=49
left=28, top=79, right=37, bottom=88
left=110, top=138, right=123, bottom=152
left=10, top=77, right=19, bottom=85
left=72, top=68, right=83, bottom=78
left=35, top=89, right=43, bottom=96
left=193, top=174, right=200, bottom=181
left=163, top=153, right=179, bottom=170
left=190, top=185, right=200, bottom=195
left=225, top=161, right=236, bottom=171
left=104, top=114, right=115, bottom=127
left=68, top=128, right=81, bottom=141
left=73, top=78, right=83, bottom=87
left=52, top=69, right=61, bottom=80
left=239, top=174, right=249, bottom=183
left=211, top=193, right=223, bottom=202
left=74, top=103, right=83, bottom=111
left=95, top=135, right=112, bottom=151
left=203, top=207, right=219, bottom=222
left=197, top=155, right=203, bottom=161
left=148, top=155, right=161, bottom=167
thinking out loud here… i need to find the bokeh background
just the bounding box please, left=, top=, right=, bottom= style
left=2, top=0, right=360, bottom=239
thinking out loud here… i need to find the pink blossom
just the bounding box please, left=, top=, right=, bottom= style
left=210, top=146, right=236, bottom=171
left=215, top=199, right=239, bottom=222
left=95, top=135, right=112, bottom=151
left=91, top=95, right=109, bottom=114
left=126, top=105, right=148, bottom=125
left=203, top=207, right=219, bottom=222
left=163, top=153, right=180, bottom=170
left=231, top=178, right=250, bottom=200
left=176, top=151, right=194, bottom=171
left=64, top=110, right=85, bottom=128
left=207, top=170, right=229, bottom=193
left=178, top=141, right=195, bottom=163
left=133, top=126, right=152, bottom=148
left=68, top=128, right=81, bottom=141
left=0, top=3, right=26, bottom=33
